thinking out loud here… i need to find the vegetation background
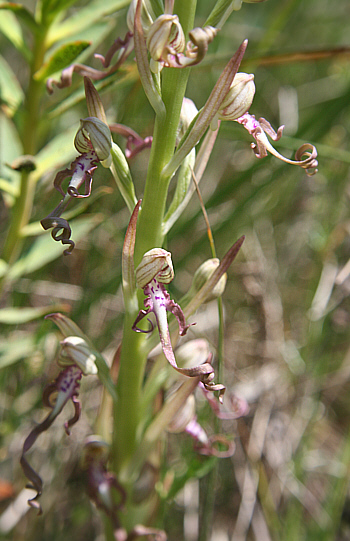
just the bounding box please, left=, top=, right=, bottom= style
left=0, top=0, right=350, bottom=539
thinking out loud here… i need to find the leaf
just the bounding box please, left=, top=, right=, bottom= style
left=48, top=0, right=131, bottom=43
left=0, top=259, right=8, bottom=278
left=0, top=335, right=35, bottom=369
left=0, top=54, right=24, bottom=116
left=6, top=214, right=104, bottom=281
left=0, top=3, right=39, bottom=35
left=0, top=111, right=22, bottom=204
left=0, top=8, right=28, bottom=57
left=0, top=304, right=70, bottom=325
left=40, top=0, right=81, bottom=22
left=34, top=40, right=91, bottom=81
left=166, top=455, right=217, bottom=501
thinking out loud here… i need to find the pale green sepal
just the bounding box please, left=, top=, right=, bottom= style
left=0, top=260, right=8, bottom=279
left=162, top=149, right=195, bottom=235
left=110, top=142, right=138, bottom=213
left=0, top=55, right=25, bottom=116
left=162, top=125, right=219, bottom=236
left=60, top=336, right=98, bottom=375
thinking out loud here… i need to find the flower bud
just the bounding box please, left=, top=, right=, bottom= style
left=45, top=312, right=85, bottom=338
left=74, top=117, right=112, bottom=166
left=146, top=14, right=185, bottom=72
left=211, top=73, right=255, bottom=129
left=136, top=248, right=174, bottom=288
left=59, top=336, right=98, bottom=375
left=188, top=258, right=227, bottom=303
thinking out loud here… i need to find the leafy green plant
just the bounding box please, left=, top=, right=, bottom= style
left=1, top=0, right=350, bottom=540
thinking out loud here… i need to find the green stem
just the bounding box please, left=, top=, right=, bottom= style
left=112, top=0, right=197, bottom=510
left=134, top=0, right=198, bottom=265
left=133, top=67, right=192, bottom=264
left=2, top=26, right=48, bottom=265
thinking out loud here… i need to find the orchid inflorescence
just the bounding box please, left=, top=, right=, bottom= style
left=19, top=0, right=321, bottom=533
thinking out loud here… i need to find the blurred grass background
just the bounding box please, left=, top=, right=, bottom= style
left=1, top=0, right=350, bottom=539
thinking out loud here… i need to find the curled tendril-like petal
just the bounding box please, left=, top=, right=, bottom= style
left=47, top=32, right=134, bottom=94
left=132, top=313, right=154, bottom=333
left=294, top=143, right=319, bottom=175
left=163, top=25, right=218, bottom=69
left=185, top=417, right=235, bottom=458
left=183, top=26, right=218, bottom=65
left=51, top=220, right=75, bottom=255
left=20, top=366, right=82, bottom=513
left=132, top=279, right=225, bottom=401
left=41, top=196, right=75, bottom=256
left=236, top=113, right=318, bottom=176
left=65, top=395, right=82, bottom=435
left=200, top=384, right=249, bottom=419
left=109, top=123, right=152, bottom=159
left=195, top=434, right=235, bottom=458
left=94, top=32, right=134, bottom=68
left=41, top=215, right=75, bottom=255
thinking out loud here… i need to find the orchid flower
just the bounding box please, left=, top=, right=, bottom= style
left=82, top=437, right=126, bottom=529
left=20, top=336, right=98, bottom=513
left=236, top=112, right=318, bottom=175
left=132, top=249, right=225, bottom=400
left=147, top=19, right=218, bottom=72
left=82, top=436, right=167, bottom=540
left=167, top=394, right=235, bottom=458
left=41, top=80, right=113, bottom=254
left=163, top=339, right=249, bottom=457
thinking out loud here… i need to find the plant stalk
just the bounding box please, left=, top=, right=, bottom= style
left=111, top=0, right=198, bottom=518
left=2, top=26, right=48, bottom=266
